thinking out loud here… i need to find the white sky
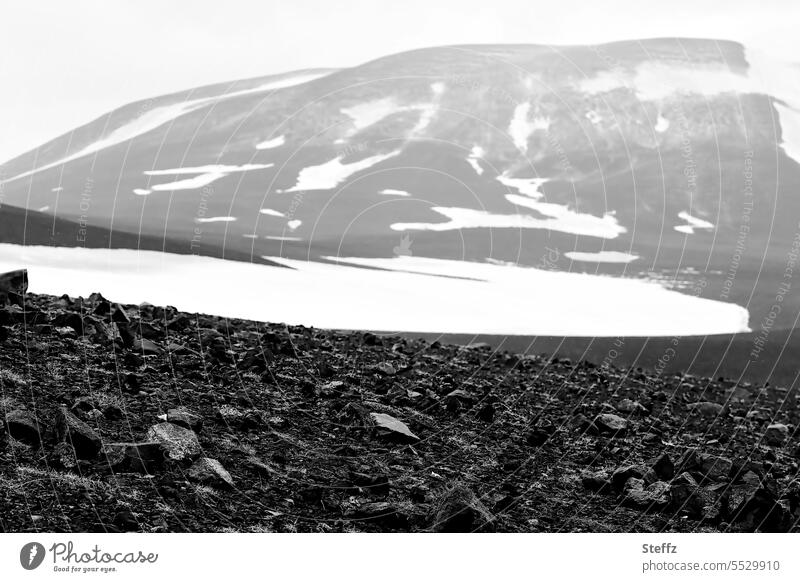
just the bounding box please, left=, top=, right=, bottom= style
left=0, top=0, right=797, bottom=163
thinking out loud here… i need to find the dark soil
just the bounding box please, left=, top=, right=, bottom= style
left=1, top=291, right=799, bottom=533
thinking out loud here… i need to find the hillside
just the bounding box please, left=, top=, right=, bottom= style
left=1, top=283, right=798, bottom=532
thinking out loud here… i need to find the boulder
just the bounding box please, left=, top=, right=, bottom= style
left=4, top=410, right=43, bottom=447
left=55, top=407, right=102, bottom=459
left=145, top=423, right=201, bottom=462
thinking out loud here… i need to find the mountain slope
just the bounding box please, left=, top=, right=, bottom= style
left=1, top=38, right=799, bottom=341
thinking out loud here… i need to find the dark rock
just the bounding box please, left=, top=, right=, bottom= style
left=616, top=398, right=648, bottom=414
left=581, top=470, right=612, bottom=493
left=166, top=408, right=203, bottom=432
left=687, top=401, right=725, bottom=418
left=188, top=457, right=235, bottom=489
left=764, top=423, right=789, bottom=446
left=112, top=510, right=139, bottom=532
left=0, top=269, right=28, bottom=302
left=101, top=442, right=168, bottom=473
left=476, top=403, right=495, bottom=422
left=624, top=480, right=670, bottom=510
left=371, top=362, right=396, bottom=376
left=594, top=413, right=629, bottom=436
left=4, top=410, right=43, bottom=447
left=430, top=483, right=494, bottom=532
left=55, top=407, right=102, bottom=459
left=611, top=465, right=647, bottom=491
left=727, top=483, right=785, bottom=532
left=134, top=338, right=162, bottom=355
left=145, top=423, right=201, bottom=462
left=650, top=452, right=675, bottom=481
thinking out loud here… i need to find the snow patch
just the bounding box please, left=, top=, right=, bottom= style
left=259, top=208, right=285, bottom=217
left=341, top=98, right=397, bottom=132
left=133, top=188, right=152, bottom=196
left=255, top=135, right=286, bottom=150
left=0, top=244, right=750, bottom=337
left=675, top=211, right=714, bottom=234
left=565, top=251, right=639, bottom=263
left=378, top=189, right=410, bottom=196
left=655, top=114, right=670, bottom=133
left=286, top=151, right=400, bottom=192
left=287, top=220, right=302, bottom=230
left=196, top=216, right=236, bottom=223
left=143, top=163, right=273, bottom=192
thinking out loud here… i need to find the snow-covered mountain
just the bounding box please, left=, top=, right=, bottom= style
left=1, top=38, right=799, bottom=345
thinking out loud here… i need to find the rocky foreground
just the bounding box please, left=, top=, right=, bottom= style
left=0, top=280, right=799, bottom=532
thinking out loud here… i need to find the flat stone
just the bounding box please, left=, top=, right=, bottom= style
left=370, top=412, right=419, bottom=442
left=188, top=457, right=235, bottom=489
left=145, top=423, right=201, bottom=462
left=594, top=413, right=629, bottom=436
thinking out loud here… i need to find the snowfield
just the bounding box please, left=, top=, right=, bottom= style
left=0, top=244, right=750, bottom=337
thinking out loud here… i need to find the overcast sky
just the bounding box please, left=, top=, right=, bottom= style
left=1, top=0, right=797, bottom=163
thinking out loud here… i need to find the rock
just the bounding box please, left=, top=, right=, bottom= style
left=669, top=471, right=700, bottom=507
left=444, top=389, right=476, bottom=413
left=55, top=407, right=102, bottom=459
left=611, top=465, right=647, bottom=490
left=679, top=450, right=732, bottom=483
left=651, top=452, right=675, bottom=481
left=188, top=457, right=235, bottom=489
left=727, top=483, right=785, bottom=532
left=167, top=408, right=203, bottom=432
left=145, top=423, right=201, bottom=462
left=101, top=442, right=168, bottom=473
left=476, top=403, right=495, bottom=422
left=622, top=477, right=670, bottom=508
left=370, top=412, right=419, bottom=442
left=764, top=423, right=789, bottom=446
left=0, top=269, right=28, bottom=302
left=687, top=401, right=725, bottom=418
left=593, top=413, right=629, bottom=436
left=430, top=483, right=494, bottom=532
left=134, top=338, right=162, bottom=355
left=525, top=424, right=554, bottom=447
left=216, top=404, right=246, bottom=428
left=616, top=398, right=648, bottom=414
left=4, top=410, right=43, bottom=447
left=215, top=405, right=262, bottom=430
left=581, top=470, right=612, bottom=493
left=371, top=362, right=396, bottom=376
left=112, top=510, right=139, bottom=532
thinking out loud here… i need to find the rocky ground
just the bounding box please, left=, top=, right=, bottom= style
left=0, top=281, right=799, bottom=532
